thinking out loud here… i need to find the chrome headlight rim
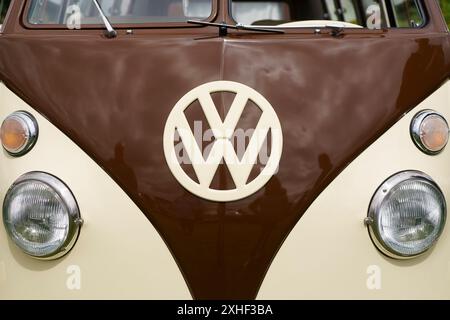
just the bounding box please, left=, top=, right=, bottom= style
left=2, top=172, right=82, bottom=260
left=410, top=109, right=449, bottom=155
left=367, top=170, right=447, bottom=260
left=1, top=111, right=39, bottom=157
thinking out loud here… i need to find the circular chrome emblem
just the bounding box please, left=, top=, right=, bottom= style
left=163, top=81, right=283, bottom=202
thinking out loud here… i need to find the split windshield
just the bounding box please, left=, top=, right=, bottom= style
left=27, top=0, right=424, bottom=28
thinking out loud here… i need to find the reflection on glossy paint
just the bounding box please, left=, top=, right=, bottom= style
left=0, top=1, right=448, bottom=299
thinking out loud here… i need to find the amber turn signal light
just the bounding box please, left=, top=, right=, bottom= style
left=411, top=110, right=449, bottom=155
left=0, top=111, right=38, bottom=156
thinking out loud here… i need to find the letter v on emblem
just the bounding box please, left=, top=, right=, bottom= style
left=163, top=81, right=283, bottom=202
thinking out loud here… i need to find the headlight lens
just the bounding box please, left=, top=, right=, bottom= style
left=410, top=110, right=449, bottom=155
left=366, top=171, right=446, bottom=259
left=2, top=172, right=82, bottom=259
left=0, top=111, right=38, bottom=156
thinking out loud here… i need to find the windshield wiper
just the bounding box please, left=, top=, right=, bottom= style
left=324, top=25, right=345, bottom=37
left=92, top=0, right=117, bottom=38
left=187, top=20, right=285, bottom=36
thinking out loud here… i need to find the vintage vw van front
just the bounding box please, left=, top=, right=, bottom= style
left=0, top=0, right=449, bottom=299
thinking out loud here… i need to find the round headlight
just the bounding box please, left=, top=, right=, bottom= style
left=0, top=111, right=38, bottom=156
left=366, top=171, right=446, bottom=259
left=2, top=172, right=82, bottom=259
left=410, top=110, right=449, bottom=155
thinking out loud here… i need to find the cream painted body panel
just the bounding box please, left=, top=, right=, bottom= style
left=258, top=82, right=450, bottom=299
left=0, top=83, right=191, bottom=299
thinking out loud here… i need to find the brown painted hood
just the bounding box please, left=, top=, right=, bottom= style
left=0, top=24, right=449, bottom=298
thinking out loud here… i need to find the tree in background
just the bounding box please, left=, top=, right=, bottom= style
left=441, top=0, right=450, bottom=28
left=0, top=0, right=10, bottom=24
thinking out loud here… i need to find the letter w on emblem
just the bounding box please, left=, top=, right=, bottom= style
left=175, top=91, right=273, bottom=188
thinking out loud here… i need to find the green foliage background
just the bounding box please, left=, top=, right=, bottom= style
left=441, top=0, right=450, bottom=28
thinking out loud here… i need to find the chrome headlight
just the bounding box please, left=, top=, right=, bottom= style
left=366, top=171, right=446, bottom=259
left=2, top=172, right=82, bottom=259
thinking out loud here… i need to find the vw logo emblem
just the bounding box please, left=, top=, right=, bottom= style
left=163, top=81, right=283, bottom=202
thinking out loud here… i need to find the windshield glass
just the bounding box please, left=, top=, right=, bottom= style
left=230, top=0, right=424, bottom=28
left=28, top=0, right=213, bottom=25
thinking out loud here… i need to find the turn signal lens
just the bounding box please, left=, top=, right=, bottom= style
left=0, top=111, right=38, bottom=156
left=411, top=110, right=449, bottom=155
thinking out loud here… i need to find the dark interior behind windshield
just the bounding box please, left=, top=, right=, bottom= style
left=230, top=0, right=424, bottom=28
left=28, top=0, right=213, bottom=25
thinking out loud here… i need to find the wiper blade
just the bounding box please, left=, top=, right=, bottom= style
left=92, top=0, right=117, bottom=38
left=187, top=20, right=285, bottom=36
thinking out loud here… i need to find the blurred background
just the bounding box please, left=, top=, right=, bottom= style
left=1, top=1, right=450, bottom=30
left=441, top=0, right=450, bottom=28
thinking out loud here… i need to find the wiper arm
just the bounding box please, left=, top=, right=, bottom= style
left=92, top=0, right=117, bottom=38
left=187, top=20, right=285, bottom=36
left=324, top=25, right=344, bottom=37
